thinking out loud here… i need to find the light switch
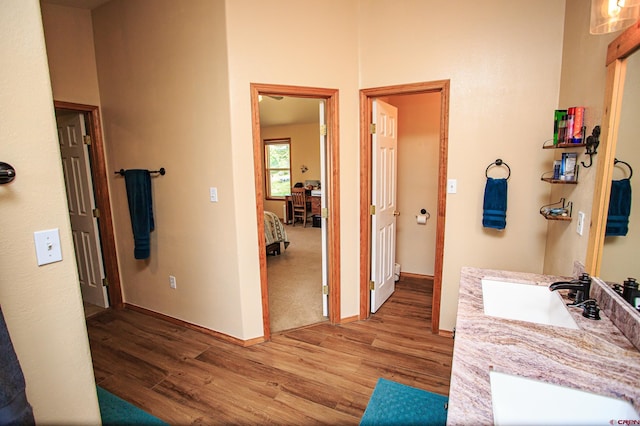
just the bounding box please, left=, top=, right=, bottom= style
left=210, top=187, right=218, bottom=202
left=34, top=228, right=62, bottom=266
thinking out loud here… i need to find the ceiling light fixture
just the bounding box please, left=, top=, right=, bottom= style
left=590, top=0, right=640, bottom=34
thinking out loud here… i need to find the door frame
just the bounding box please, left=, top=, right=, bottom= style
left=54, top=101, right=123, bottom=309
left=250, top=83, right=340, bottom=340
left=359, top=81, right=450, bottom=334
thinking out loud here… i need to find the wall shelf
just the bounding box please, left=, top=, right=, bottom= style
left=540, top=198, right=572, bottom=221
left=541, top=177, right=578, bottom=184
left=543, top=142, right=586, bottom=150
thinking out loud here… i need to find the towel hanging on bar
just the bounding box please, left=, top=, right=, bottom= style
left=124, top=170, right=155, bottom=259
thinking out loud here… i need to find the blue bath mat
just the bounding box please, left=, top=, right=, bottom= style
left=360, top=378, right=448, bottom=426
left=97, top=386, right=167, bottom=425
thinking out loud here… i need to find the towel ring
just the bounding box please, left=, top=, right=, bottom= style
left=614, top=158, right=633, bottom=179
left=485, top=158, right=511, bottom=180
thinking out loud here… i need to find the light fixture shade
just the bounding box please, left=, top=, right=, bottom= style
left=618, top=0, right=640, bottom=7
left=591, top=0, right=640, bottom=34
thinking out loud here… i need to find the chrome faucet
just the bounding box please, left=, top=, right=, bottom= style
left=549, top=273, right=591, bottom=306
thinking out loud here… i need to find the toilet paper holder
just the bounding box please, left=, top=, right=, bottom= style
left=416, top=208, right=431, bottom=224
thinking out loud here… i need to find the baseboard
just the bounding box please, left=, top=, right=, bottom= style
left=124, top=303, right=265, bottom=347
left=438, top=329, right=454, bottom=338
left=400, top=272, right=434, bottom=280
left=339, top=314, right=359, bottom=324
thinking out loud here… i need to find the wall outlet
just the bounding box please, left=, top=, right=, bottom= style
left=169, top=275, right=177, bottom=289
left=447, top=179, right=457, bottom=194
left=576, top=211, right=585, bottom=236
left=210, top=187, right=218, bottom=202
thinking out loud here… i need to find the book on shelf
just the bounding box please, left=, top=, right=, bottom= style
left=553, top=107, right=585, bottom=145
left=554, top=109, right=567, bottom=146
left=560, top=152, right=578, bottom=181
left=571, top=106, right=585, bottom=143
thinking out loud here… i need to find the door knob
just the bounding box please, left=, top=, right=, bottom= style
left=393, top=211, right=400, bottom=216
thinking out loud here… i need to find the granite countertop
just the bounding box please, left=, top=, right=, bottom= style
left=447, top=267, right=640, bottom=425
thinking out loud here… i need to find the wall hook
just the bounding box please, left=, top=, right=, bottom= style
left=581, top=125, right=600, bottom=168
left=0, top=162, right=16, bottom=184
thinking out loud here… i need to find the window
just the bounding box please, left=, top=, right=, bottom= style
left=264, top=138, right=291, bottom=199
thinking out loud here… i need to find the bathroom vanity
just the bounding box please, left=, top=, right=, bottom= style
left=447, top=267, right=640, bottom=425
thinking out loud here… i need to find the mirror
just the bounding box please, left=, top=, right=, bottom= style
left=588, top=21, right=640, bottom=300
left=599, top=50, right=640, bottom=286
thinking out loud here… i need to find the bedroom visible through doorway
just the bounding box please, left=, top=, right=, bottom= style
left=251, top=84, right=341, bottom=340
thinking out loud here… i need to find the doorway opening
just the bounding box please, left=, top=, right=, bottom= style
left=250, top=84, right=340, bottom=341
left=54, top=101, right=122, bottom=313
left=359, top=81, right=450, bottom=334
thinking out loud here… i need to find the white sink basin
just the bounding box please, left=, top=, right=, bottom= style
left=490, top=371, right=639, bottom=425
left=482, top=279, right=579, bottom=329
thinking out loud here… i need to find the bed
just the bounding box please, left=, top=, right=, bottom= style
left=264, top=210, right=289, bottom=255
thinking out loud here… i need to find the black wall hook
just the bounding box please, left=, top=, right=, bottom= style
left=581, top=126, right=600, bottom=168
left=0, top=162, right=16, bottom=184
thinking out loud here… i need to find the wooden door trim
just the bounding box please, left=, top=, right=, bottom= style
left=250, top=83, right=340, bottom=341
left=54, top=100, right=123, bottom=309
left=359, top=81, right=450, bottom=334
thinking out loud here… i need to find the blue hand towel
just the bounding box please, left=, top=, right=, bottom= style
left=483, top=178, right=508, bottom=230
left=124, top=170, right=154, bottom=259
left=606, top=178, right=631, bottom=237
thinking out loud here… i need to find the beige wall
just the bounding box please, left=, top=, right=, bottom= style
left=225, top=0, right=361, bottom=327
left=40, top=2, right=101, bottom=105
left=262, top=122, right=321, bottom=218
left=90, top=0, right=246, bottom=337
left=544, top=0, right=623, bottom=276
left=360, top=0, right=566, bottom=329
left=0, top=1, right=100, bottom=423
left=389, top=93, right=440, bottom=276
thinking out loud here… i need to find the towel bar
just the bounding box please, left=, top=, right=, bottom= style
left=115, top=167, right=166, bottom=176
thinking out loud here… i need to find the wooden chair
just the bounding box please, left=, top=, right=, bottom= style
left=291, top=187, right=311, bottom=227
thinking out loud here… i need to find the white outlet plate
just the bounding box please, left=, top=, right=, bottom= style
left=210, top=187, right=218, bottom=202
left=447, top=179, right=457, bottom=194
left=577, top=211, right=585, bottom=236
left=34, top=228, right=62, bottom=266
left=169, top=275, right=177, bottom=289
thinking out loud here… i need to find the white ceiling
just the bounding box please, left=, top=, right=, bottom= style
left=41, top=0, right=111, bottom=10
left=259, top=96, right=322, bottom=127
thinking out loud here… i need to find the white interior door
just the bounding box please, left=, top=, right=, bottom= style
left=371, top=99, right=398, bottom=313
left=57, top=112, right=109, bottom=308
left=319, top=100, right=329, bottom=317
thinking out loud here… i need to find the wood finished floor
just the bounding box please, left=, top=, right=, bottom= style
left=87, top=276, right=454, bottom=425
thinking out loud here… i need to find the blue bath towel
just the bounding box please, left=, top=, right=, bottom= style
left=606, top=178, right=631, bottom=236
left=124, top=170, right=154, bottom=259
left=483, top=178, right=508, bottom=230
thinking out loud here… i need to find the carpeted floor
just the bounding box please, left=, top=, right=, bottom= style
left=267, top=223, right=325, bottom=332
left=360, top=378, right=448, bottom=426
